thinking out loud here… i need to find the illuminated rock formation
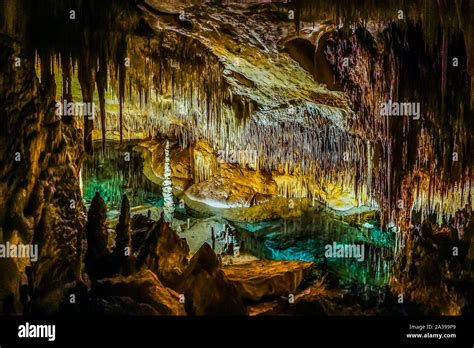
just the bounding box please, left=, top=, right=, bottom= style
left=222, top=260, right=313, bottom=302
left=162, top=141, right=175, bottom=222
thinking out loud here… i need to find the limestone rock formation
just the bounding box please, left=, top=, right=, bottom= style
left=91, top=269, right=186, bottom=315
left=391, top=205, right=474, bottom=315
left=162, top=140, right=175, bottom=222
left=137, top=215, right=189, bottom=286
left=113, top=194, right=132, bottom=274
left=185, top=160, right=278, bottom=208
left=222, top=260, right=313, bottom=302
left=0, top=35, right=85, bottom=314
left=95, top=296, right=161, bottom=316
left=85, top=192, right=110, bottom=279
left=138, top=140, right=192, bottom=191
left=178, top=243, right=247, bottom=315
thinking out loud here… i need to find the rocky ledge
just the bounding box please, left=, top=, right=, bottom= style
left=223, top=260, right=313, bottom=302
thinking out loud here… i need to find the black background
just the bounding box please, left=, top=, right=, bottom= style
left=0, top=316, right=473, bottom=346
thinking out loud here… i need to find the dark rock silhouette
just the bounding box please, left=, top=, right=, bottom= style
left=211, top=227, right=216, bottom=250
left=224, top=241, right=234, bottom=256
left=113, top=194, right=132, bottom=274
left=137, top=213, right=189, bottom=287
left=2, top=293, right=15, bottom=315
left=177, top=243, right=247, bottom=315
left=85, top=192, right=110, bottom=279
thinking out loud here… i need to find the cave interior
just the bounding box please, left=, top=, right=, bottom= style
left=0, top=0, right=473, bottom=316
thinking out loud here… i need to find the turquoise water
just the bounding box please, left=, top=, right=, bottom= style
left=82, top=144, right=163, bottom=218
left=235, top=211, right=394, bottom=288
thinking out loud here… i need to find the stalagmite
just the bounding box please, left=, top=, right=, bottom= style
left=114, top=194, right=132, bottom=274
left=163, top=140, right=175, bottom=223
left=85, top=192, right=110, bottom=279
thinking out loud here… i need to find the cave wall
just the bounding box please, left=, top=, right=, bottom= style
left=324, top=20, right=473, bottom=227
left=0, top=34, right=85, bottom=314
left=322, top=16, right=473, bottom=315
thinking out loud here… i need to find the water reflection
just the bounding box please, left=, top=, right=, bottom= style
left=235, top=210, right=394, bottom=289
left=82, top=143, right=163, bottom=217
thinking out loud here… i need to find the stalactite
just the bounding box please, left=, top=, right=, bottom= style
left=96, top=52, right=108, bottom=153
left=60, top=51, right=73, bottom=125
left=440, top=30, right=448, bottom=113
left=325, top=17, right=473, bottom=230
left=78, top=47, right=97, bottom=155
left=38, top=49, right=55, bottom=98
left=117, top=39, right=127, bottom=144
